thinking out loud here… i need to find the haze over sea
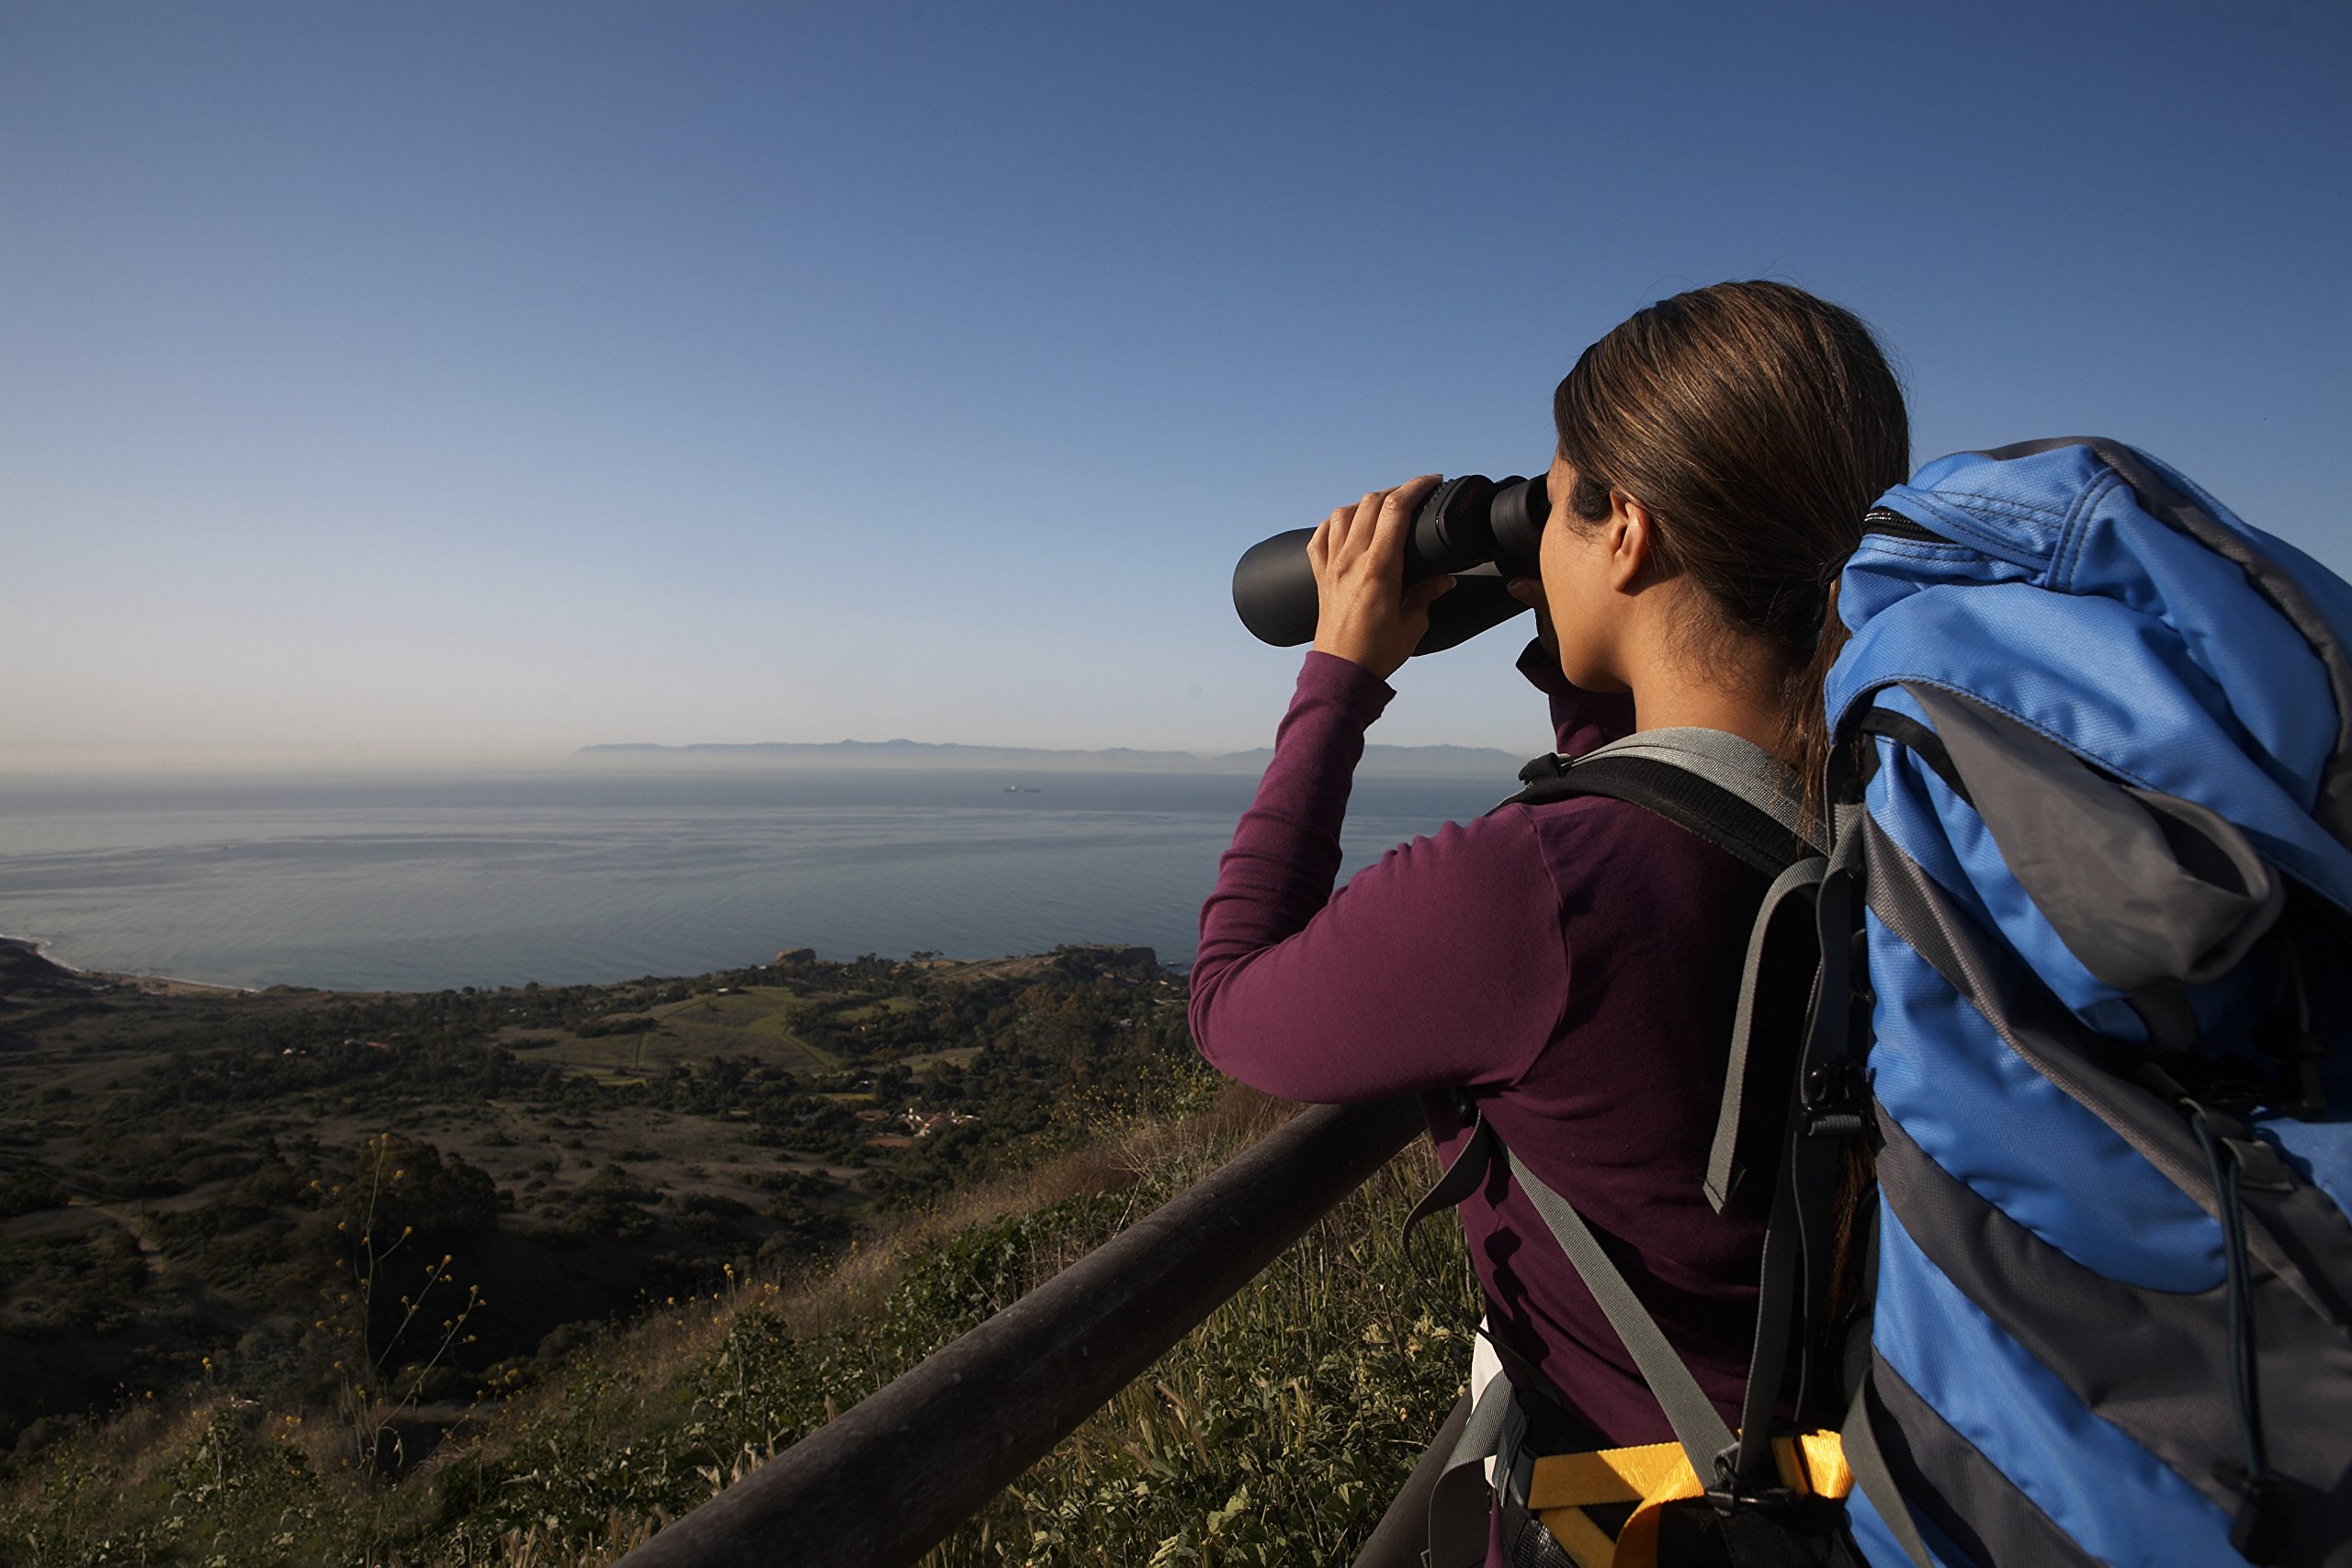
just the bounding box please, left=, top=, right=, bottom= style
left=0, top=767, right=1511, bottom=992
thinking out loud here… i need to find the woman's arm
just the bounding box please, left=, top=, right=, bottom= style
left=1189, top=652, right=1572, bottom=1102
left=1187, top=485, right=1630, bottom=1104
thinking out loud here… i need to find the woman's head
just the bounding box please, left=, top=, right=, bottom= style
left=1548, top=281, right=1909, bottom=700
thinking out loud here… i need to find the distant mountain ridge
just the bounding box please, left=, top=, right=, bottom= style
left=578, top=738, right=1526, bottom=776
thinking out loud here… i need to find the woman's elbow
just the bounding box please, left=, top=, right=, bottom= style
left=1186, top=967, right=1233, bottom=1074
left=1186, top=963, right=1266, bottom=1086
left=1187, top=965, right=1323, bottom=1101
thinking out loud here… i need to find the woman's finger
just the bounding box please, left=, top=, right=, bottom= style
left=1404, top=574, right=1455, bottom=614
left=1317, top=502, right=1352, bottom=568
left=1507, top=576, right=1557, bottom=651
left=1367, top=475, right=1439, bottom=568
left=1337, top=491, right=1384, bottom=558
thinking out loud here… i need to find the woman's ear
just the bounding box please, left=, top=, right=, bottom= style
left=1603, top=490, right=1655, bottom=592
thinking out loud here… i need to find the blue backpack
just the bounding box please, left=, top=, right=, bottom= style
left=1412, top=437, right=2351, bottom=1568
left=1826, top=438, right=2352, bottom=1567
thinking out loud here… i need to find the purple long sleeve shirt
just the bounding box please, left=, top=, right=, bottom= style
left=1191, top=647, right=1772, bottom=1448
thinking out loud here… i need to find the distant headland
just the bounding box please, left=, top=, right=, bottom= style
left=578, top=738, right=1524, bottom=776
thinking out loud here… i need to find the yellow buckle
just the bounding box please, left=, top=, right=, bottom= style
left=1524, top=1431, right=1851, bottom=1568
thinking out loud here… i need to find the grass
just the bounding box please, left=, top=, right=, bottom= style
left=494, top=987, right=848, bottom=1077
left=900, top=1046, right=985, bottom=1071
left=0, top=1087, right=1476, bottom=1567
left=831, top=998, right=922, bottom=1023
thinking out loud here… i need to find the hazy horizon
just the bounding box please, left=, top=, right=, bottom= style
left=0, top=732, right=1525, bottom=777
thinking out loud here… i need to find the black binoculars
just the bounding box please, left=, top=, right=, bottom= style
left=1230, top=472, right=1551, bottom=657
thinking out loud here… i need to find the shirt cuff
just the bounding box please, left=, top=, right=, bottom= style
left=1297, top=649, right=1396, bottom=725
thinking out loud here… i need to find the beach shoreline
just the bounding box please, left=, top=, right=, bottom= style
left=0, top=933, right=252, bottom=997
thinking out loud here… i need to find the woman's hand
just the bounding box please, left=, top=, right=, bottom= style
left=1507, top=574, right=1558, bottom=656
left=1308, top=475, right=1454, bottom=681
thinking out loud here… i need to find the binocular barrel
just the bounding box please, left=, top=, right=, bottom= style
left=1230, top=473, right=1550, bottom=656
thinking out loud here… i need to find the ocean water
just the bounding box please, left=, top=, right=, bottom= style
left=0, top=768, right=1516, bottom=991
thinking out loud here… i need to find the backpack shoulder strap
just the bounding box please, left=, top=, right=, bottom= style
left=1407, top=1109, right=1739, bottom=1486
left=1456, top=735, right=1869, bottom=1504
left=1501, top=728, right=1816, bottom=877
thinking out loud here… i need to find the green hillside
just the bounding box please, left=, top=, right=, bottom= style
left=0, top=945, right=1476, bottom=1565
left=2, top=1090, right=1473, bottom=1565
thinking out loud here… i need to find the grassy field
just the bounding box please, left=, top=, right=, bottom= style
left=496, top=985, right=846, bottom=1076
left=0, top=1087, right=1478, bottom=1566
left=0, top=939, right=1197, bottom=1529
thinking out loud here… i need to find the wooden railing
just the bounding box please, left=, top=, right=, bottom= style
left=611, top=1097, right=1440, bottom=1568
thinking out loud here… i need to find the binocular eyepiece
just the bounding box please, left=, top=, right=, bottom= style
left=1230, top=472, right=1551, bottom=657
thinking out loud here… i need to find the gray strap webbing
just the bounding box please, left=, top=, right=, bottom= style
left=1706, top=853, right=1829, bottom=1213
left=1905, top=683, right=2284, bottom=996
left=1581, top=727, right=1819, bottom=851
left=1411, top=1113, right=1735, bottom=1488
left=1402, top=1113, right=1503, bottom=1247
left=1842, top=1371, right=1933, bottom=1568
left=1824, top=799, right=1865, bottom=873
left=1425, top=1374, right=1514, bottom=1568
left=1731, top=1145, right=1804, bottom=1487
left=1498, top=1140, right=1736, bottom=1479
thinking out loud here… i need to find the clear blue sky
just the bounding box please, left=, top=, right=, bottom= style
left=6, top=0, right=2347, bottom=766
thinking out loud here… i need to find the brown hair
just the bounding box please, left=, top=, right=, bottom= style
left=1558, top=284, right=1903, bottom=1326
left=1551, top=280, right=1909, bottom=787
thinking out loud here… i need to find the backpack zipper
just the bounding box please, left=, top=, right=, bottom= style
left=1863, top=507, right=1945, bottom=544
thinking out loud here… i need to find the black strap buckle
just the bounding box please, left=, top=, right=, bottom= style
left=2214, top=1460, right=2291, bottom=1565
left=1801, top=1058, right=1868, bottom=1138
left=2186, top=1100, right=2298, bottom=1193
left=1704, top=1446, right=1798, bottom=1515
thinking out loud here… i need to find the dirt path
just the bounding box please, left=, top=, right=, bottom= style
left=64, top=1197, right=168, bottom=1285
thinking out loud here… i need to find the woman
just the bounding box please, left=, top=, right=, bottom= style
left=1189, top=280, right=1908, bottom=1559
